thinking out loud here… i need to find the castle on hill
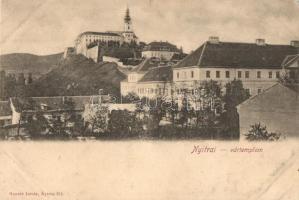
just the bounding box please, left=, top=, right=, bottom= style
left=73, top=8, right=139, bottom=56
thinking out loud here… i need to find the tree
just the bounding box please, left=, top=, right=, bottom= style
left=108, top=110, right=141, bottom=138
left=88, top=105, right=109, bottom=134
left=25, top=111, right=49, bottom=138
left=245, top=123, right=281, bottom=141
left=222, top=79, right=250, bottom=139
left=192, top=80, right=222, bottom=127
left=224, top=79, right=250, bottom=108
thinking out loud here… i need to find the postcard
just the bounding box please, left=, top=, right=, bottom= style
left=0, top=0, right=298, bottom=199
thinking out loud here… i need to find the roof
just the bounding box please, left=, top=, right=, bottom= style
left=143, top=41, right=180, bottom=52
left=237, top=83, right=299, bottom=111
left=0, top=101, right=11, bottom=116
left=282, top=54, right=299, bottom=68
left=286, top=83, right=299, bottom=93
left=10, top=96, right=111, bottom=113
left=139, top=66, right=173, bottom=82
left=133, top=58, right=161, bottom=72
left=174, top=41, right=299, bottom=69
left=78, top=31, right=122, bottom=38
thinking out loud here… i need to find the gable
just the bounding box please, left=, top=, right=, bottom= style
left=238, top=84, right=299, bottom=112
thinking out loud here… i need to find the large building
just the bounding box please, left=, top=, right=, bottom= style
left=121, top=58, right=173, bottom=98
left=74, top=8, right=139, bottom=56
left=173, top=37, right=299, bottom=96
left=142, top=41, right=181, bottom=61
left=121, top=37, right=299, bottom=98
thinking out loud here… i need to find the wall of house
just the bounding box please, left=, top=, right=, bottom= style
left=142, top=51, right=175, bottom=60
left=173, top=67, right=282, bottom=96
left=121, top=80, right=172, bottom=98
left=121, top=81, right=138, bottom=96
left=238, top=108, right=299, bottom=140
left=127, top=72, right=146, bottom=83
left=0, top=116, right=12, bottom=127
left=75, top=34, right=123, bottom=56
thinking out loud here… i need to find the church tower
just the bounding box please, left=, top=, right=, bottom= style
left=124, top=7, right=132, bottom=32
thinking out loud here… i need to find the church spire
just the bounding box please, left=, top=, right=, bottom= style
left=124, top=7, right=132, bottom=32
left=124, top=7, right=131, bottom=23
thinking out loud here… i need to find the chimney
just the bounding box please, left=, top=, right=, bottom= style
left=209, top=36, right=220, bottom=44
left=256, top=38, right=266, bottom=46
left=290, top=40, right=299, bottom=47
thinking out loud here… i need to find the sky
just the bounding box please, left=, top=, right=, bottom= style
left=1, top=0, right=299, bottom=55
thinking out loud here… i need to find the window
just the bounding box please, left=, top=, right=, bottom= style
left=245, top=88, right=250, bottom=95
left=269, top=71, right=272, bottom=78
left=191, top=71, right=194, bottom=78
left=183, top=72, right=187, bottom=79
left=245, top=71, right=250, bottom=78
left=216, top=71, right=220, bottom=78
left=257, top=71, right=261, bottom=78
left=276, top=71, right=280, bottom=78
left=206, top=71, right=210, bottom=78
left=225, top=71, right=230, bottom=78
left=177, top=72, right=179, bottom=79
left=238, top=71, right=242, bottom=78
left=258, top=88, right=262, bottom=94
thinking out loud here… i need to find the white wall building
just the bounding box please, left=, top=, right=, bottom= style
left=74, top=8, right=138, bottom=56
left=172, top=37, right=299, bottom=96
left=142, top=41, right=180, bottom=61
left=121, top=37, right=299, bottom=99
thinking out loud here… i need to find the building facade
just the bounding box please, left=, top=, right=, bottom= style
left=74, top=8, right=138, bottom=56
left=120, top=58, right=174, bottom=98
left=142, top=41, right=180, bottom=61
left=172, top=37, right=299, bottom=96
left=121, top=37, right=299, bottom=100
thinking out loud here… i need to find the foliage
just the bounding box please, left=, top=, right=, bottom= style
left=224, top=79, right=250, bottom=108
left=108, top=110, right=143, bottom=137
left=88, top=105, right=109, bottom=134
left=23, top=111, right=49, bottom=137
left=245, top=123, right=281, bottom=141
left=278, top=72, right=298, bottom=85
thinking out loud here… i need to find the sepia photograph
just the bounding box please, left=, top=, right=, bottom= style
left=0, top=0, right=298, bottom=199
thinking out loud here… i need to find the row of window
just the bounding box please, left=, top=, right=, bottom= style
left=132, top=86, right=266, bottom=97
left=176, top=71, right=194, bottom=79
left=137, top=88, right=168, bottom=95
left=176, top=70, right=280, bottom=79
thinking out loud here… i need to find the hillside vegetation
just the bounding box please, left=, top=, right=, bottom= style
left=26, top=55, right=126, bottom=97
left=0, top=53, right=63, bottom=73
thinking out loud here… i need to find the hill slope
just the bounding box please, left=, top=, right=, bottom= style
left=0, top=53, right=63, bottom=73
left=26, top=55, right=126, bottom=97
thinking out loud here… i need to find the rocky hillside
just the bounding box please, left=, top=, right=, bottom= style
left=26, top=55, right=126, bottom=97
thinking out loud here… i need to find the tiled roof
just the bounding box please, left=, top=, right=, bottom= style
left=0, top=101, right=11, bottom=116
left=238, top=83, right=299, bottom=109
left=139, top=66, right=173, bottom=82
left=133, top=58, right=160, bottom=72
left=10, top=96, right=111, bottom=113
left=143, top=41, right=179, bottom=52
left=78, top=31, right=122, bottom=38
left=174, top=41, right=299, bottom=69
left=282, top=54, right=299, bottom=68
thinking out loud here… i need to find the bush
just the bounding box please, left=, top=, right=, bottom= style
left=245, top=123, right=281, bottom=141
